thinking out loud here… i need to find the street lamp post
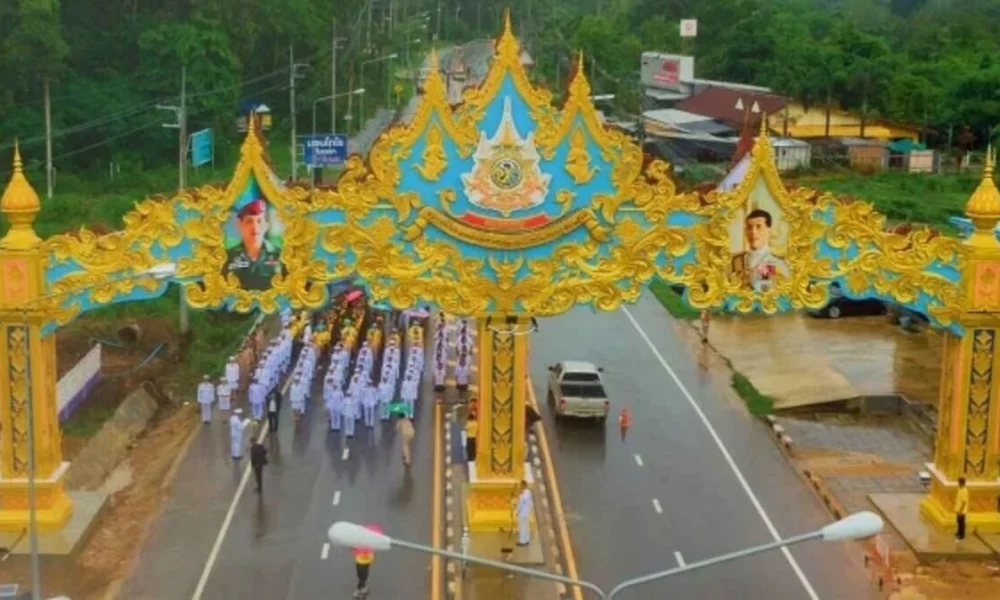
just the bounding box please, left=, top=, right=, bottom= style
left=17, top=262, right=177, bottom=600
left=329, top=512, right=884, bottom=600
left=361, top=53, right=399, bottom=122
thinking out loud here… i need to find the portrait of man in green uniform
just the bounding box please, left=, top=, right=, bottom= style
left=221, top=196, right=285, bottom=291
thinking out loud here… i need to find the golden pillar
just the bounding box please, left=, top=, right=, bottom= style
left=0, top=145, right=73, bottom=531
left=466, top=314, right=529, bottom=531
left=921, top=149, right=1000, bottom=533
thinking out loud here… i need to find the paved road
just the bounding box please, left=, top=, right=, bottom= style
left=530, top=294, right=881, bottom=600
left=126, top=345, right=437, bottom=599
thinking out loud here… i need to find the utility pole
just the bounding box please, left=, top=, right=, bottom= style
left=43, top=76, right=53, bottom=199
left=332, top=20, right=339, bottom=133
left=366, top=0, right=373, bottom=53
left=157, top=67, right=190, bottom=334
left=436, top=0, right=442, bottom=41
left=289, top=46, right=308, bottom=181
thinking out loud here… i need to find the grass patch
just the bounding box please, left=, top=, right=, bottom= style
left=731, top=371, right=774, bottom=417
left=62, top=401, right=118, bottom=438
left=648, top=278, right=701, bottom=321
left=799, top=171, right=979, bottom=234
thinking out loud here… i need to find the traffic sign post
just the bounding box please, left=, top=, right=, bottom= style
left=189, top=128, right=214, bottom=169
left=301, top=134, right=349, bottom=167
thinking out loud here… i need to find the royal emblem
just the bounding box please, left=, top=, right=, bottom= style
left=461, top=97, right=551, bottom=217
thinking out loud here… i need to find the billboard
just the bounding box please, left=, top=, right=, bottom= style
left=640, top=53, right=694, bottom=91
left=301, top=134, right=349, bottom=167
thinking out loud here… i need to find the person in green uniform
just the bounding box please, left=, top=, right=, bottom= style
left=222, top=197, right=284, bottom=291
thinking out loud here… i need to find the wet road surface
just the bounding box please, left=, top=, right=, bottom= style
left=530, top=295, right=881, bottom=600
left=125, top=356, right=435, bottom=599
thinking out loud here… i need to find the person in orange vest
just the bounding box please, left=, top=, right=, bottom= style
left=618, top=407, right=631, bottom=440
left=352, top=538, right=377, bottom=597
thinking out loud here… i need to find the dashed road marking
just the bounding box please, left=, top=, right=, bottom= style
left=332, top=491, right=341, bottom=506
left=341, top=447, right=350, bottom=461
left=652, top=498, right=663, bottom=514
left=634, top=453, right=644, bottom=467
left=674, top=551, right=686, bottom=567
left=321, top=542, right=330, bottom=560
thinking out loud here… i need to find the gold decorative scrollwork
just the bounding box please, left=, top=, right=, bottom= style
left=5, top=325, right=29, bottom=476
left=564, top=128, right=596, bottom=185
left=403, top=208, right=607, bottom=249
left=489, top=326, right=515, bottom=475
left=965, top=329, right=994, bottom=476
left=416, top=122, right=448, bottom=181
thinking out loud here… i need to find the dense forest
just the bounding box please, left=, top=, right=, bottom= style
left=1, top=0, right=999, bottom=179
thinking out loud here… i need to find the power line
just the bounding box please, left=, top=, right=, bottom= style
left=2, top=79, right=293, bottom=182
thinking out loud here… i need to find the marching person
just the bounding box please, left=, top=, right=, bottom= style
left=433, top=359, right=447, bottom=402
left=455, top=354, right=470, bottom=402
left=225, top=356, right=240, bottom=394
left=352, top=536, right=376, bottom=598
left=378, top=374, right=394, bottom=421
left=955, top=477, right=969, bottom=541
left=343, top=387, right=357, bottom=437
left=248, top=378, right=265, bottom=421
left=250, top=438, right=268, bottom=494
left=700, top=310, right=711, bottom=344
left=465, top=411, right=478, bottom=463
left=362, top=378, right=378, bottom=428
left=229, top=409, right=251, bottom=459
left=197, top=375, right=215, bottom=424
left=291, top=375, right=306, bottom=420
left=217, top=376, right=232, bottom=411
left=515, top=480, right=533, bottom=546
left=327, top=379, right=344, bottom=432
left=397, top=416, right=415, bottom=467
left=401, top=371, right=418, bottom=419
left=267, top=389, right=281, bottom=432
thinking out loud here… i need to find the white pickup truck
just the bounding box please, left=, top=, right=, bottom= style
left=546, top=360, right=610, bottom=421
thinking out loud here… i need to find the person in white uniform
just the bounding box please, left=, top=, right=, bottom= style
left=225, top=356, right=240, bottom=394
left=217, top=376, right=232, bottom=411
left=248, top=379, right=265, bottom=421
left=291, top=375, right=306, bottom=416
left=515, top=480, right=533, bottom=546
left=342, top=388, right=356, bottom=437
left=378, top=375, right=394, bottom=421
left=454, top=355, right=470, bottom=402
left=327, top=378, right=344, bottom=431
left=197, top=375, right=215, bottom=423
left=401, top=371, right=418, bottom=419
left=229, top=409, right=252, bottom=459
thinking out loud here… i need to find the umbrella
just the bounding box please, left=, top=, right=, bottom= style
left=373, top=302, right=392, bottom=311
left=405, top=308, right=429, bottom=319
left=345, top=289, right=364, bottom=302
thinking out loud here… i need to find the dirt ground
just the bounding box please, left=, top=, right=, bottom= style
left=1, top=405, right=198, bottom=599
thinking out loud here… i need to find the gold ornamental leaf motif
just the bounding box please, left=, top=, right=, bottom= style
left=415, top=122, right=448, bottom=181
left=564, top=128, right=597, bottom=185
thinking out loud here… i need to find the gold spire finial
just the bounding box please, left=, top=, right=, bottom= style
left=503, top=7, right=513, bottom=35
left=964, top=144, right=1000, bottom=239
left=566, top=50, right=592, bottom=101
left=0, top=140, right=43, bottom=250
left=422, top=48, right=448, bottom=101
left=759, top=112, right=769, bottom=137
left=428, top=47, right=440, bottom=70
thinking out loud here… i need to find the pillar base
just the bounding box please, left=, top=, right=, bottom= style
left=920, top=464, right=1000, bottom=534
left=465, top=461, right=535, bottom=532
left=0, top=461, right=73, bottom=532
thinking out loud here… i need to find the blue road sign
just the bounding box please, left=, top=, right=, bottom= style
left=190, top=128, right=213, bottom=167
left=302, top=134, right=348, bottom=167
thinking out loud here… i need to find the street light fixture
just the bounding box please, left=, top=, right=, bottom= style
left=328, top=511, right=883, bottom=600
left=18, top=261, right=176, bottom=600
left=312, top=88, right=367, bottom=139
left=361, top=53, right=399, bottom=117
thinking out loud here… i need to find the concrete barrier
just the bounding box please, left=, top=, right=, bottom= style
left=64, top=387, right=159, bottom=490
left=57, top=344, right=102, bottom=423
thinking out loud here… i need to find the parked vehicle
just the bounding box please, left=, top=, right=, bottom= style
left=809, top=283, right=885, bottom=319
left=547, top=361, right=610, bottom=421
left=887, top=303, right=929, bottom=332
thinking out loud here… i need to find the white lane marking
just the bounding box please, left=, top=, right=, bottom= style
left=342, top=447, right=350, bottom=461
left=634, top=453, right=644, bottom=467
left=652, top=498, right=663, bottom=514
left=332, top=491, right=341, bottom=506
left=674, top=551, right=686, bottom=567
left=321, top=542, right=330, bottom=560
left=622, top=307, right=820, bottom=600
left=192, top=420, right=270, bottom=600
